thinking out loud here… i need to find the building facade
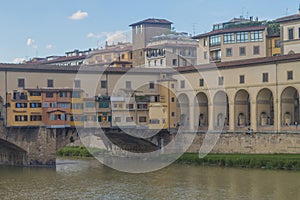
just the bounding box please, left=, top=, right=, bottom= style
left=145, top=34, right=198, bottom=68
left=194, top=17, right=280, bottom=65
left=276, top=8, right=300, bottom=55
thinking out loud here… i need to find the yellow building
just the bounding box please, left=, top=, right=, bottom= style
left=84, top=42, right=133, bottom=68
left=266, top=35, right=281, bottom=57
left=70, top=90, right=84, bottom=128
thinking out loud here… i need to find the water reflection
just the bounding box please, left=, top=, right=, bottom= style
left=0, top=159, right=300, bottom=199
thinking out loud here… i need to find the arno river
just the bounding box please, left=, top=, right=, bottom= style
left=1, top=159, right=300, bottom=200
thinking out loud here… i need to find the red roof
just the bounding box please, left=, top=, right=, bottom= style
left=129, top=18, right=173, bottom=27
left=193, top=26, right=266, bottom=39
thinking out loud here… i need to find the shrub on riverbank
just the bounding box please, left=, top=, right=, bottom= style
left=57, top=146, right=93, bottom=157
left=177, top=153, right=300, bottom=170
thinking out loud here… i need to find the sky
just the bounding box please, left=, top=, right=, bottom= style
left=0, top=0, right=298, bottom=63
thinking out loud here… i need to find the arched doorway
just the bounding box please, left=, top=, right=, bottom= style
left=235, top=90, right=250, bottom=128
left=213, top=91, right=229, bottom=128
left=281, top=87, right=299, bottom=126
left=177, top=94, right=190, bottom=128
left=257, top=89, right=274, bottom=127
left=194, top=92, right=208, bottom=128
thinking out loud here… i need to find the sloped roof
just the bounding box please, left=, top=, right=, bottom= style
left=129, top=18, right=173, bottom=26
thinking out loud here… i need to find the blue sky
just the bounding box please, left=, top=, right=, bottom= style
left=0, top=0, right=298, bottom=63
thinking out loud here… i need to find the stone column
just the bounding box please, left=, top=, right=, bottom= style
left=229, top=102, right=235, bottom=132
left=250, top=100, right=257, bottom=132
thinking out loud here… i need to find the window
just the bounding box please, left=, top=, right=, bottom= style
left=172, top=112, right=175, bottom=117
left=18, top=78, right=25, bottom=88
left=199, top=79, right=204, bottom=87
left=59, top=91, right=68, bottom=98
left=172, top=59, right=177, bottom=66
left=180, top=80, right=185, bottom=89
left=287, top=71, right=293, bottom=80
left=236, top=32, right=248, bottom=43
left=288, top=28, right=294, bottom=40
left=30, top=91, right=41, bottom=96
left=126, top=117, right=133, bottom=122
left=15, top=115, right=28, bottom=122
left=240, top=75, right=245, bottom=84
left=226, top=48, right=232, bottom=57
left=239, top=47, right=246, bottom=56
left=30, top=103, right=42, bottom=108
left=125, top=81, right=131, bottom=89
left=114, top=117, right=121, bottom=122
left=137, top=103, right=148, bottom=110
left=16, top=103, right=27, bottom=108
left=253, top=46, right=260, bottom=55
left=250, top=31, right=263, bottom=42
left=58, top=103, right=68, bottom=109
left=263, top=73, right=269, bottom=83
left=210, top=35, right=221, bottom=46
left=126, top=104, right=134, bottom=109
left=71, top=91, right=81, bottom=98
left=203, top=39, right=208, bottom=46
left=150, top=119, right=160, bottom=124
left=299, top=27, right=300, bottom=39
left=74, top=80, right=81, bottom=88
left=204, top=52, right=208, bottom=60
left=99, top=102, right=109, bottom=108
left=171, top=84, right=175, bottom=89
left=149, top=82, right=155, bottom=89
left=139, top=116, right=147, bottom=123
left=171, top=97, right=175, bottom=102
left=218, top=77, right=224, bottom=86
left=30, top=115, right=42, bottom=121
left=223, top=33, right=235, bottom=44
left=50, top=102, right=56, bottom=108
left=47, top=79, right=54, bottom=88
left=101, top=80, right=107, bottom=89
left=46, top=92, right=54, bottom=98
left=85, top=102, right=95, bottom=108
left=275, top=39, right=281, bottom=48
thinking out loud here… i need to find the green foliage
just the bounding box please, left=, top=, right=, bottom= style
left=176, top=153, right=300, bottom=171
left=56, top=146, right=93, bottom=157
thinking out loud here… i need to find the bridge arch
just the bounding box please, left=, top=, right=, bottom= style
left=0, top=138, right=27, bottom=166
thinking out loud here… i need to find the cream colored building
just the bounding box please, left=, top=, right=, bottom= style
left=2, top=53, right=300, bottom=133
left=145, top=34, right=198, bottom=68
left=194, top=17, right=270, bottom=65
left=276, top=9, right=300, bottom=55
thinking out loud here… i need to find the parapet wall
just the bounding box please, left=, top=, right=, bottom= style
left=187, top=133, right=300, bottom=154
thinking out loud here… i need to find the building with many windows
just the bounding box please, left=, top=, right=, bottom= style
left=84, top=42, right=133, bottom=68
left=193, top=17, right=280, bottom=64
left=276, top=7, right=300, bottom=55
left=145, top=33, right=198, bottom=68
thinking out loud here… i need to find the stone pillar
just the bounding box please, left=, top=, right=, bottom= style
left=229, top=102, right=235, bottom=132
left=250, top=100, right=257, bottom=132
left=208, top=103, right=214, bottom=131
left=275, top=97, right=281, bottom=133
left=189, top=103, right=195, bottom=130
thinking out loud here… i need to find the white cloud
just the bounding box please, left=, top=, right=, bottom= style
left=69, top=10, right=88, bottom=20
left=87, top=31, right=130, bottom=45
left=13, top=58, right=25, bottom=64
left=27, top=38, right=35, bottom=46
left=46, top=44, right=54, bottom=49
left=27, top=38, right=38, bottom=49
